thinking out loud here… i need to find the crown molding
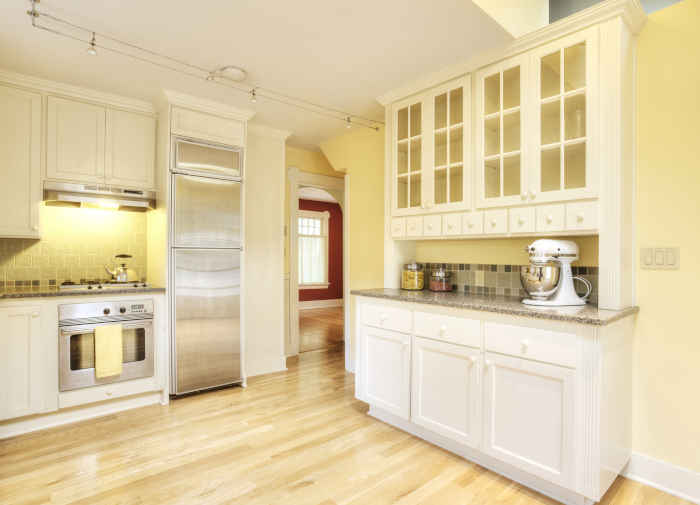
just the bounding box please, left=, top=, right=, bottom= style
left=163, top=89, right=255, bottom=121
left=376, top=0, right=646, bottom=106
left=0, top=67, right=156, bottom=114
left=248, top=123, right=292, bottom=141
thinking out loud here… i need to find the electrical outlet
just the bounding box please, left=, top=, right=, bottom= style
left=640, top=247, right=680, bottom=270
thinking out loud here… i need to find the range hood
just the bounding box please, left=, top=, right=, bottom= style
left=43, top=181, right=156, bottom=211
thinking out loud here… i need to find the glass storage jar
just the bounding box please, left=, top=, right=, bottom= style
left=401, top=263, right=425, bottom=290
left=429, top=267, right=453, bottom=292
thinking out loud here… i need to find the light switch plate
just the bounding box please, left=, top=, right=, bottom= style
left=641, top=247, right=680, bottom=270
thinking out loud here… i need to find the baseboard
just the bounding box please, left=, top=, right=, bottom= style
left=0, top=392, right=163, bottom=440
left=246, top=355, right=287, bottom=377
left=299, top=298, right=344, bottom=310
left=623, top=452, right=700, bottom=504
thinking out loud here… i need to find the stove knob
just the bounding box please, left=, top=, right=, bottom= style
left=119, top=307, right=126, bottom=314
left=87, top=285, right=93, bottom=290
left=103, top=308, right=111, bottom=315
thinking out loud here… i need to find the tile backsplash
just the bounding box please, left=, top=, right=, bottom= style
left=0, top=205, right=147, bottom=287
left=424, top=262, right=599, bottom=304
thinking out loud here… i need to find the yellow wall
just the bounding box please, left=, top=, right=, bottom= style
left=284, top=146, right=343, bottom=275
left=0, top=204, right=147, bottom=285
left=415, top=236, right=599, bottom=266
left=320, top=126, right=385, bottom=366
left=633, top=0, right=700, bottom=472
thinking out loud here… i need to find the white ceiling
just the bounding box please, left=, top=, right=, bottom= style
left=0, top=0, right=511, bottom=148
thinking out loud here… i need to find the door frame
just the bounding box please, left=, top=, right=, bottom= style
left=287, top=167, right=348, bottom=367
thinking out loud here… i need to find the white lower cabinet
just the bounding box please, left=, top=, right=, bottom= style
left=360, top=325, right=411, bottom=420
left=0, top=306, right=43, bottom=421
left=411, top=337, right=480, bottom=447
left=482, top=352, right=575, bottom=488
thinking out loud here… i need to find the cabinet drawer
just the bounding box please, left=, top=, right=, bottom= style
left=362, top=303, right=413, bottom=334
left=462, top=212, right=484, bottom=235
left=442, top=214, right=461, bottom=236
left=391, top=218, right=406, bottom=238
left=484, top=209, right=508, bottom=234
left=536, top=204, right=566, bottom=232
left=509, top=207, right=535, bottom=233
left=566, top=201, right=598, bottom=231
left=406, top=216, right=423, bottom=237
left=423, top=215, right=441, bottom=236
left=414, top=311, right=481, bottom=348
left=484, top=322, right=577, bottom=368
left=171, top=107, right=245, bottom=146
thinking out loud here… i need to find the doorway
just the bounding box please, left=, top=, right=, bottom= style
left=287, top=168, right=348, bottom=366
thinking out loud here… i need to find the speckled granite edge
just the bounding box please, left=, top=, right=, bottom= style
left=351, top=289, right=639, bottom=326
left=0, top=287, right=166, bottom=299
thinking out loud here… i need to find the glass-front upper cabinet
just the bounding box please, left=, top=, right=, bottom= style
left=531, top=28, right=598, bottom=202
left=394, top=98, right=424, bottom=213
left=476, top=54, right=528, bottom=208
left=430, top=76, right=471, bottom=211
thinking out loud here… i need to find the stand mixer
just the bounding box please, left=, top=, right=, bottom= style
left=521, top=239, right=592, bottom=306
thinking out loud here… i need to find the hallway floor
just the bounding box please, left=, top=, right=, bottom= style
left=299, top=306, right=344, bottom=353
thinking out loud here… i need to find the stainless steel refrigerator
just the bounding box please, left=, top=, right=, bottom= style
left=170, top=138, right=244, bottom=395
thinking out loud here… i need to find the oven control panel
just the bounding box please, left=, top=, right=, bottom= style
left=59, top=299, right=154, bottom=323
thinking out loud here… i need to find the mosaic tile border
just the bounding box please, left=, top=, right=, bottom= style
left=423, top=263, right=599, bottom=302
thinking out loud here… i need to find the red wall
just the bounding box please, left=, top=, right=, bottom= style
left=298, top=199, right=343, bottom=301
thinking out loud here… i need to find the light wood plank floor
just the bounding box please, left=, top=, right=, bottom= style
left=0, top=349, right=690, bottom=505
left=299, top=306, right=344, bottom=353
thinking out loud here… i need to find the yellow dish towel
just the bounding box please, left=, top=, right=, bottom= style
left=94, top=324, right=123, bottom=378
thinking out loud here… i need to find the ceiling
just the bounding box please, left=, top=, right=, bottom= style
left=0, top=0, right=511, bottom=149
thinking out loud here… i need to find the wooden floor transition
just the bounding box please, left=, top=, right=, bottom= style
left=299, top=306, right=344, bottom=353
left=0, top=348, right=690, bottom=505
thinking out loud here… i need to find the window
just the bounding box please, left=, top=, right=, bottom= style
left=298, top=210, right=330, bottom=288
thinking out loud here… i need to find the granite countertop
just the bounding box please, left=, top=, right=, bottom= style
left=0, top=286, right=166, bottom=299
left=351, top=288, right=639, bottom=326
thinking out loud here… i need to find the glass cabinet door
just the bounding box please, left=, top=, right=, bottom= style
left=395, top=101, right=423, bottom=211
left=535, top=30, right=597, bottom=200
left=432, top=77, right=469, bottom=209
left=477, top=57, right=526, bottom=207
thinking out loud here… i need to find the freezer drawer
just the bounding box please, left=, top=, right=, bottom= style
left=172, top=174, right=241, bottom=248
left=172, top=249, right=241, bottom=394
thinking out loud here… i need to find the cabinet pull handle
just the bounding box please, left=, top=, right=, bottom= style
left=521, top=339, right=529, bottom=351
left=439, top=324, right=447, bottom=335
left=546, top=215, right=553, bottom=224
left=32, top=225, right=39, bottom=231
left=577, top=213, right=585, bottom=222
left=105, top=391, right=113, bottom=397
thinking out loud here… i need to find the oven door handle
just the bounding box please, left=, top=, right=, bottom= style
left=60, top=320, right=153, bottom=335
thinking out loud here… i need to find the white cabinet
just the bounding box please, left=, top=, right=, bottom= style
left=476, top=54, right=528, bottom=209
left=0, top=85, right=41, bottom=238
left=536, top=204, right=566, bottom=232
left=47, top=96, right=106, bottom=184
left=442, top=213, right=461, bottom=236
left=484, top=209, right=508, bottom=235
left=482, top=352, right=575, bottom=488
left=105, top=109, right=156, bottom=189
left=170, top=106, right=245, bottom=147
left=412, top=337, right=480, bottom=447
left=359, top=326, right=411, bottom=420
left=0, top=306, right=43, bottom=421
left=393, top=76, right=471, bottom=215
left=423, top=214, right=441, bottom=237
left=530, top=28, right=599, bottom=203
left=47, top=96, right=155, bottom=190
left=390, top=217, right=406, bottom=238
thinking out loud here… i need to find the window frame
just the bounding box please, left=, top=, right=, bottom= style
left=297, top=209, right=331, bottom=289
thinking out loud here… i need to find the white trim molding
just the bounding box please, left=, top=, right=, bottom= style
left=299, top=298, right=344, bottom=310
left=623, top=453, right=700, bottom=504
left=299, top=283, right=330, bottom=290
left=248, top=123, right=293, bottom=140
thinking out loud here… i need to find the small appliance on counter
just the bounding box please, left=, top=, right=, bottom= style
left=520, top=239, right=592, bottom=306
left=429, top=266, right=453, bottom=292
left=401, top=263, right=424, bottom=290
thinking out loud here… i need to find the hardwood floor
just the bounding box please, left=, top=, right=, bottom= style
left=0, top=348, right=690, bottom=505
left=299, top=306, right=344, bottom=353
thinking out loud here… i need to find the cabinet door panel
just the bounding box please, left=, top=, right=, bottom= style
left=0, top=85, right=41, bottom=238
left=361, top=326, right=411, bottom=419
left=47, top=97, right=106, bottom=183
left=105, top=109, right=156, bottom=189
left=393, top=98, right=425, bottom=214
left=483, top=353, right=575, bottom=488
left=0, top=306, right=43, bottom=420
left=171, top=106, right=244, bottom=147
left=412, top=337, right=480, bottom=447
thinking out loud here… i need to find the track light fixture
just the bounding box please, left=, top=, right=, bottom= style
left=250, top=88, right=257, bottom=103
left=86, top=32, right=97, bottom=56
left=346, top=116, right=352, bottom=129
